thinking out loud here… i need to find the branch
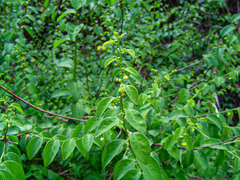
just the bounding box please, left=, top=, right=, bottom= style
left=0, top=84, right=87, bottom=122
left=153, top=134, right=240, bottom=150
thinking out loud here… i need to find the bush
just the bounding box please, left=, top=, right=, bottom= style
left=0, top=0, right=240, bottom=179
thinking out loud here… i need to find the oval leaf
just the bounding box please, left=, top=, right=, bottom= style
left=82, top=134, right=94, bottom=152
left=125, top=85, right=139, bottom=105
left=125, top=67, right=139, bottom=77
left=96, top=97, right=115, bottom=119
left=51, top=88, right=70, bottom=98
left=70, top=0, right=85, bottom=11
left=95, top=117, right=119, bottom=137
left=11, top=103, right=23, bottom=114
left=220, top=25, right=235, bottom=37
left=57, top=9, right=76, bottom=23
left=182, top=150, right=194, bottom=168
left=43, top=140, right=60, bottom=167
left=113, top=159, right=135, bottom=180
left=130, top=132, right=150, bottom=165
left=102, top=140, right=125, bottom=170
left=137, top=157, right=163, bottom=180
left=178, top=88, right=190, bottom=104
left=23, top=25, right=33, bottom=38
left=2, top=160, right=25, bottom=180
left=62, top=139, right=76, bottom=161
left=231, top=14, right=240, bottom=23
left=104, top=58, right=116, bottom=68
left=27, top=137, right=43, bottom=160
left=53, top=38, right=70, bottom=49
left=103, top=40, right=115, bottom=47
left=123, top=48, right=135, bottom=59
left=126, top=109, right=146, bottom=133
left=75, top=138, right=87, bottom=157
left=206, top=114, right=223, bottom=130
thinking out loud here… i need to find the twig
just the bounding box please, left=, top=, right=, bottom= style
left=188, top=66, right=212, bottom=90
left=153, top=134, right=240, bottom=150
left=116, top=128, right=122, bottom=139
left=0, top=138, right=18, bottom=144
left=0, top=84, right=87, bottom=122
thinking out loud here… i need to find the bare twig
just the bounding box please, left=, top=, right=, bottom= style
left=0, top=84, right=87, bottom=122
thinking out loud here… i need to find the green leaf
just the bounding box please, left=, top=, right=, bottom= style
left=3, top=152, right=22, bottom=167
left=72, top=124, right=84, bottom=138
left=174, top=127, right=183, bottom=141
left=220, top=25, right=235, bottom=37
left=69, top=81, right=83, bottom=103
left=113, top=159, right=135, bottom=180
left=27, top=137, right=43, bottom=160
left=103, top=40, right=115, bottom=47
left=43, top=140, right=60, bottom=167
left=125, top=67, right=139, bottom=77
left=26, top=14, right=36, bottom=22
left=200, top=138, right=221, bottom=146
left=2, top=160, right=25, bottom=180
left=82, top=134, right=94, bottom=152
left=84, top=116, right=100, bottom=134
left=139, top=93, right=147, bottom=107
left=96, top=97, right=115, bottom=119
left=51, top=88, right=70, bottom=98
left=57, top=59, right=74, bottom=68
left=26, top=83, right=36, bottom=93
left=44, top=0, right=50, bottom=8
left=71, top=103, right=84, bottom=119
left=121, top=169, right=141, bottom=180
left=62, top=139, right=76, bottom=161
left=75, top=138, right=87, bottom=157
left=53, top=38, right=70, bottom=49
left=231, top=14, right=240, bottom=23
left=182, top=150, right=194, bottom=168
left=23, top=25, right=33, bottom=38
left=95, top=117, right=119, bottom=137
left=153, top=100, right=164, bottom=113
left=0, top=169, right=14, bottom=180
left=214, top=150, right=225, bottom=167
left=167, top=145, right=180, bottom=161
left=126, top=109, right=146, bottom=133
left=66, top=23, right=84, bottom=41
left=57, top=9, right=76, bottom=23
left=184, top=134, right=193, bottom=150
left=214, top=76, right=224, bottom=87
left=194, top=150, right=208, bottom=170
left=11, top=103, right=23, bottom=114
left=70, top=0, right=85, bottom=11
left=184, top=105, right=194, bottom=118
left=178, top=88, right=190, bottom=104
left=123, top=48, right=135, bottom=59
left=137, top=157, right=163, bottom=180
left=164, top=135, right=176, bottom=150
left=125, top=85, right=139, bottom=105
left=102, top=140, right=125, bottom=170
left=206, top=114, right=223, bottom=130
left=104, top=58, right=117, bottom=68
left=113, top=8, right=122, bottom=18
left=130, top=132, right=150, bottom=165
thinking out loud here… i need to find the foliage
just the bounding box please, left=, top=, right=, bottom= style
left=0, top=0, right=240, bottom=179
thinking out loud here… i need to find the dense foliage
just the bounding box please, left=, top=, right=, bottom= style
left=0, top=0, right=240, bottom=179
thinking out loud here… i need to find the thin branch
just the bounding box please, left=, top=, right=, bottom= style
left=153, top=134, right=240, bottom=150
left=0, top=84, right=87, bottom=122
left=193, top=134, right=240, bottom=149
left=0, top=138, right=18, bottom=144
left=188, top=66, right=212, bottom=90
left=116, top=128, right=122, bottom=139
left=175, top=59, right=204, bottom=73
